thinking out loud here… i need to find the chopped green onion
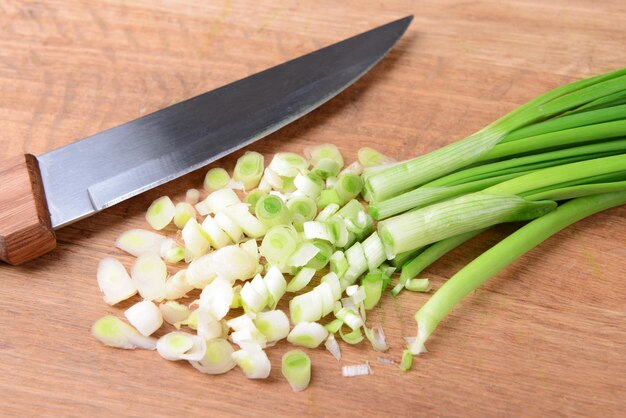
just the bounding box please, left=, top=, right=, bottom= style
left=187, top=245, right=258, bottom=287
left=342, top=362, right=371, bottom=377
left=290, top=289, right=323, bottom=324
left=303, top=221, right=334, bottom=242
left=315, top=203, right=340, bottom=221
left=177, top=309, right=198, bottom=330
left=305, top=240, right=333, bottom=270
left=240, top=279, right=267, bottom=313
left=340, top=161, right=364, bottom=176
left=227, top=314, right=267, bottom=348
left=159, top=301, right=191, bottom=326
left=335, top=308, right=363, bottom=330
left=255, top=194, right=291, bottom=227
left=124, top=300, right=163, bottom=337
left=244, top=189, right=268, bottom=213
left=330, top=251, right=349, bottom=278
left=201, top=215, right=232, bottom=249
left=92, top=315, right=157, bottom=350
left=160, top=239, right=185, bottom=263
left=254, top=310, right=290, bottom=342
left=131, top=253, right=167, bottom=301
left=269, top=152, right=309, bottom=177
left=324, top=334, right=342, bottom=360
left=214, top=211, right=244, bottom=243
left=361, top=270, right=388, bottom=310
left=173, top=202, right=196, bottom=229
left=339, top=327, right=364, bottom=345
left=189, top=338, right=236, bottom=375
left=324, top=318, right=344, bottom=334
left=282, top=350, right=312, bottom=392
left=182, top=218, right=213, bottom=260
left=185, top=188, right=201, bottom=205
left=317, top=188, right=344, bottom=209
left=358, top=147, right=395, bottom=167
left=115, top=229, right=167, bottom=257
left=164, top=269, right=194, bottom=300
left=405, top=278, right=431, bottom=292
left=204, top=188, right=241, bottom=213
left=234, top=151, right=264, bottom=190
left=287, top=322, right=329, bottom=348
left=199, top=276, right=234, bottom=320
left=263, top=266, right=287, bottom=309
left=204, top=167, right=231, bottom=191
left=313, top=158, right=342, bottom=179
left=320, top=272, right=342, bottom=300
left=341, top=242, right=368, bottom=288
left=146, top=196, right=175, bottom=230
left=335, top=173, right=363, bottom=201
left=287, top=267, right=316, bottom=292
left=287, top=242, right=320, bottom=267
left=240, top=239, right=259, bottom=262
left=261, top=225, right=299, bottom=267
left=225, top=203, right=267, bottom=238
left=364, top=326, right=388, bottom=352
left=294, top=172, right=324, bottom=199
left=232, top=344, right=271, bottom=379
left=361, top=232, right=386, bottom=271
left=262, top=167, right=284, bottom=190
left=400, top=349, right=413, bottom=371
left=287, top=196, right=317, bottom=230
left=96, top=257, right=137, bottom=305
left=156, top=332, right=206, bottom=361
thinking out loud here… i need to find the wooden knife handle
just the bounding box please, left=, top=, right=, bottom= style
left=0, top=154, right=56, bottom=265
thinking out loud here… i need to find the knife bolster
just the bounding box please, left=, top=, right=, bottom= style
left=0, top=154, right=56, bottom=265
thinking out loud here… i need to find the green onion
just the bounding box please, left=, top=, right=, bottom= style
left=400, top=349, right=413, bottom=371
left=315, top=203, right=340, bottom=221
left=255, top=194, right=291, bottom=227
left=306, top=144, right=344, bottom=179
left=409, top=191, right=626, bottom=355
left=92, top=315, right=157, bottom=350
left=231, top=344, right=271, bottom=379
left=96, top=257, right=137, bottom=305
left=294, top=172, right=324, bottom=199
left=260, top=225, right=298, bottom=269
left=330, top=251, right=349, bottom=278
left=305, top=239, right=333, bottom=270
left=287, top=267, right=316, bottom=292
left=201, top=215, right=232, bottom=249
left=189, top=338, right=236, bottom=375
left=269, top=152, right=309, bottom=177
left=159, top=301, right=191, bottom=326
left=365, top=68, right=626, bottom=202
left=317, top=188, right=344, bottom=209
left=254, top=310, right=290, bottom=343
left=361, top=232, right=386, bottom=271
left=324, top=318, right=344, bottom=334
left=335, top=173, right=363, bottom=202
left=204, top=167, right=231, bottom=191
left=131, top=253, right=167, bottom=301
left=324, top=334, right=342, bottom=360
left=287, top=322, right=329, bottom=348
left=124, top=300, right=163, bottom=337
left=287, top=196, right=317, bottom=230
left=287, top=242, right=320, bottom=268
left=244, top=189, right=268, bottom=213
left=173, top=202, right=196, bottom=229
left=361, top=270, right=388, bottom=309
left=339, top=327, right=364, bottom=344
left=146, top=196, right=175, bottom=230
left=157, top=332, right=206, bottom=361
left=282, top=350, right=312, bottom=392
left=358, top=147, right=395, bottom=167
left=234, top=151, right=264, bottom=190
left=405, top=278, right=431, bottom=292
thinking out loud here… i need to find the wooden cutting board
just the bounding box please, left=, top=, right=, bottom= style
left=1, top=1, right=624, bottom=416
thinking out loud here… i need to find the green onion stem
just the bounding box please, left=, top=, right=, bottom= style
left=255, top=195, right=291, bottom=227
left=410, top=191, right=626, bottom=355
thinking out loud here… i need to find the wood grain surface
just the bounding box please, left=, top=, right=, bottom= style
left=0, top=1, right=625, bottom=416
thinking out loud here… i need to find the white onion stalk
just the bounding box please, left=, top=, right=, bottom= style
left=182, top=218, right=212, bottom=260
left=115, top=229, right=167, bottom=257
left=157, top=332, right=206, bottom=361
left=324, top=334, right=341, bottom=361
left=231, top=343, right=271, bottom=379
left=199, top=276, right=233, bottom=320
left=131, top=253, right=167, bottom=301
left=287, top=322, right=328, bottom=348
left=201, top=215, right=232, bottom=249
left=124, top=300, right=163, bottom=337
left=159, top=301, right=191, bottom=326
left=342, top=363, right=372, bottom=378
left=214, top=212, right=244, bottom=243
left=363, top=326, right=388, bottom=352
left=287, top=242, right=320, bottom=267
left=96, top=257, right=137, bottom=305
left=159, top=239, right=185, bottom=263
left=254, top=310, right=290, bottom=342
left=282, top=350, right=311, bottom=392
left=189, top=338, right=236, bottom=375
left=173, top=202, right=197, bottom=229
left=164, top=269, right=194, bottom=300
left=91, top=316, right=157, bottom=350
left=203, top=188, right=241, bottom=213
left=185, top=188, right=201, bottom=205
left=146, top=196, right=175, bottom=230
left=286, top=267, right=316, bottom=292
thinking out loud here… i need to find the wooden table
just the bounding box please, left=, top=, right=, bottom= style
left=1, top=1, right=624, bottom=416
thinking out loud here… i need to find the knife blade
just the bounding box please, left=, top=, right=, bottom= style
left=0, top=16, right=412, bottom=265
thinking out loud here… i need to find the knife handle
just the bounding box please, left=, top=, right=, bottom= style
left=0, top=154, right=56, bottom=265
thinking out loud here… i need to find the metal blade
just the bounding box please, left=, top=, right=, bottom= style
left=37, top=16, right=412, bottom=228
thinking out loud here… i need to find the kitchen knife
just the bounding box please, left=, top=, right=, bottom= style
left=0, top=16, right=412, bottom=265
